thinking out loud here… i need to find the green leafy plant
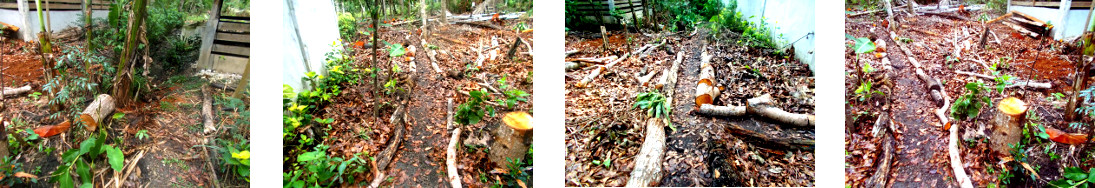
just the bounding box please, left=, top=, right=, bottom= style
left=455, top=89, right=495, bottom=125
left=218, top=138, right=251, bottom=182
left=284, top=145, right=370, bottom=187
left=847, top=34, right=876, bottom=54
left=497, top=76, right=529, bottom=109
left=1050, top=167, right=1095, bottom=187
left=951, top=81, right=992, bottom=120
left=50, top=131, right=125, bottom=188
left=634, top=90, right=670, bottom=119
left=28, top=92, right=41, bottom=100
left=854, top=81, right=883, bottom=101
left=136, top=130, right=149, bottom=140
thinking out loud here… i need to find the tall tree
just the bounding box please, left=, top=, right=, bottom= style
left=440, top=0, right=447, bottom=24
left=84, top=0, right=93, bottom=51
left=112, top=0, right=149, bottom=105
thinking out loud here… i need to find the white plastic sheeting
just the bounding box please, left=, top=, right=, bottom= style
left=729, top=0, right=815, bottom=73
left=282, top=0, right=340, bottom=94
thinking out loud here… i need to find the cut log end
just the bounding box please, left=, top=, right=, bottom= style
left=80, top=114, right=97, bottom=131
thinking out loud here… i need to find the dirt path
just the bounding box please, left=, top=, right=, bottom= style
left=882, top=33, right=951, bottom=187
left=388, top=59, right=448, bottom=187
left=661, top=31, right=713, bottom=186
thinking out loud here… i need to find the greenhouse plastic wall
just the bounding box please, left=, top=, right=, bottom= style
left=282, top=0, right=340, bottom=94
left=732, top=0, right=815, bottom=73
left=0, top=8, right=108, bottom=41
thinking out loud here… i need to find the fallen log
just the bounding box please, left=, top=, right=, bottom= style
left=626, top=52, right=682, bottom=187
left=209, top=82, right=236, bottom=91
left=636, top=67, right=659, bottom=87
left=565, top=62, right=586, bottom=72
left=201, top=87, right=216, bottom=134
left=892, top=31, right=945, bottom=105
left=565, top=49, right=579, bottom=57
left=940, top=83, right=973, bottom=188
left=376, top=103, right=406, bottom=170
left=576, top=52, right=632, bottom=88
left=454, top=21, right=502, bottom=30
left=865, top=114, right=895, bottom=188
left=445, top=98, right=461, bottom=188
left=626, top=118, right=667, bottom=187
left=696, top=94, right=815, bottom=127
left=81, top=94, right=115, bottom=131
left=954, top=70, right=1052, bottom=89
left=0, top=85, right=31, bottom=98
left=694, top=51, right=719, bottom=106
left=655, top=53, right=684, bottom=90
left=746, top=94, right=815, bottom=127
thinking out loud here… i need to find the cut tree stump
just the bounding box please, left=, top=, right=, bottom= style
left=489, top=112, right=532, bottom=169
left=991, top=97, right=1027, bottom=155
left=81, top=94, right=114, bottom=131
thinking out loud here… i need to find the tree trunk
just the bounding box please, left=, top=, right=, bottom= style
left=233, top=60, right=250, bottom=98
left=882, top=0, right=896, bottom=30
left=84, top=0, right=92, bottom=51
left=628, top=0, right=639, bottom=30
left=80, top=94, right=115, bottom=131
left=441, top=0, right=448, bottom=24
left=112, top=0, right=149, bottom=106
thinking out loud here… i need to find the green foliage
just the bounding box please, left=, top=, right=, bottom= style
left=969, top=0, right=1008, bottom=14
left=455, top=89, right=495, bottom=125
left=51, top=131, right=125, bottom=188
left=136, top=130, right=149, bottom=140
left=989, top=63, right=1014, bottom=93
left=44, top=46, right=113, bottom=124
left=338, top=13, right=359, bottom=40
left=847, top=34, right=876, bottom=54
left=1075, top=85, right=1095, bottom=120
left=218, top=136, right=251, bottom=182
left=497, top=76, right=529, bottom=109
left=854, top=80, right=883, bottom=101
left=387, top=42, right=407, bottom=57
left=284, top=45, right=371, bottom=187
left=951, top=81, right=992, bottom=120
left=283, top=145, right=370, bottom=188
left=0, top=157, right=34, bottom=185
left=711, top=5, right=783, bottom=50
left=1050, top=167, right=1095, bottom=187
left=634, top=90, right=670, bottom=118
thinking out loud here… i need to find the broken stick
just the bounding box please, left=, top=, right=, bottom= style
left=445, top=98, right=461, bottom=188
left=202, top=87, right=216, bottom=134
